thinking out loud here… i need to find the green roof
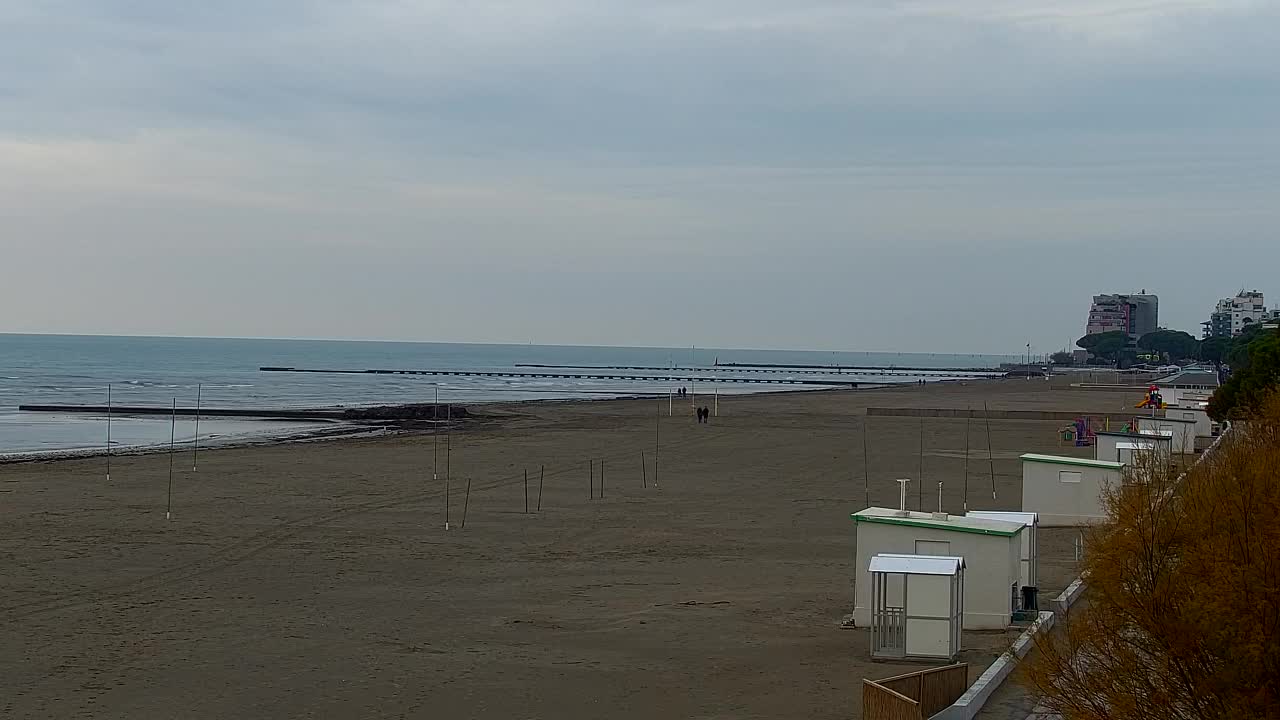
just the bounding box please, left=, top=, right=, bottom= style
left=1020, top=453, right=1124, bottom=470
left=851, top=509, right=1023, bottom=537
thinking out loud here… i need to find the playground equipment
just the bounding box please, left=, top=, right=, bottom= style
left=1135, top=385, right=1166, bottom=409
left=1060, top=416, right=1098, bottom=447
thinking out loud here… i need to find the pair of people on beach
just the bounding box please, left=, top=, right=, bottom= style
left=678, top=386, right=688, bottom=398
left=695, top=406, right=710, bottom=424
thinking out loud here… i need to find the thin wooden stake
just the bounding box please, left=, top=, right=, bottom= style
left=433, top=386, right=439, bottom=484
left=461, top=479, right=472, bottom=529
left=654, top=398, right=661, bottom=488
left=589, top=459, right=594, bottom=500
left=537, top=465, right=544, bottom=511
left=984, top=401, right=997, bottom=501
left=166, top=398, right=176, bottom=521
left=963, top=411, right=971, bottom=513
left=600, top=459, right=605, bottom=498
left=524, top=468, right=529, bottom=514
left=445, top=410, right=452, bottom=531
left=641, top=452, right=648, bottom=489
left=918, top=418, right=925, bottom=511
left=192, top=383, right=202, bottom=471
left=862, top=417, right=870, bottom=509
left=106, top=383, right=112, bottom=481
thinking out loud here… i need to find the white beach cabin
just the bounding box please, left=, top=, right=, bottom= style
left=1135, top=416, right=1198, bottom=454
left=1165, top=406, right=1213, bottom=439
left=1021, top=454, right=1125, bottom=526
left=1094, top=431, right=1172, bottom=465
left=966, top=511, right=1038, bottom=596
left=868, top=553, right=965, bottom=662
left=852, top=507, right=1023, bottom=630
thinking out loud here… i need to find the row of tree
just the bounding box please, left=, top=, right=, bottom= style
left=1065, top=328, right=1252, bottom=366
left=1207, top=326, right=1280, bottom=419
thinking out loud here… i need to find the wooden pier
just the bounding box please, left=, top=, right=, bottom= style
left=259, top=367, right=860, bottom=387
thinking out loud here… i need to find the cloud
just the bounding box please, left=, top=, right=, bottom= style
left=1, top=1, right=1278, bottom=350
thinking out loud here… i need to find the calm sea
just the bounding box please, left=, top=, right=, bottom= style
left=0, top=334, right=1014, bottom=455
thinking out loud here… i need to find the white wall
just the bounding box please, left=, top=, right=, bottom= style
left=905, top=573, right=954, bottom=658
left=1022, top=461, right=1123, bottom=526
left=1166, top=407, right=1212, bottom=438
left=1136, top=417, right=1197, bottom=454
left=1095, top=434, right=1171, bottom=465
left=855, top=522, right=1020, bottom=630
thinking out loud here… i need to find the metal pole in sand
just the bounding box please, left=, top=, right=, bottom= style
left=862, top=418, right=870, bottom=509
left=654, top=397, right=661, bottom=488
left=641, top=452, right=648, bottom=489
left=106, top=383, right=113, bottom=481
left=166, top=398, right=176, bottom=521
left=461, top=479, right=471, bottom=529
left=433, top=386, right=439, bottom=485
left=192, top=383, right=202, bottom=472
left=918, top=419, right=925, bottom=511
left=963, top=412, right=971, bottom=513
left=524, top=468, right=529, bottom=514
left=669, top=382, right=673, bottom=417
left=589, top=459, right=594, bottom=500
left=445, top=411, right=452, bottom=530
left=600, top=459, right=605, bottom=498
left=984, top=401, right=997, bottom=501
left=537, top=465, right=544, bottom=511
left=714, top=385, right=719, bottom=417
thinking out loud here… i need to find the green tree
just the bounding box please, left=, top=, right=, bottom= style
left=1076, top=331, right=1128, bottom=363
left=1022, top=393, right=1280, bottom=719
left=1200, top=336, right=1231, bottom=365
left=1050, top=350, right=1073, bottom=365
left=1137, top=329, right=1200, bottom=362
left=1226, top=324, right=1267, bottom=368
left=1209, top=329, right=1280, bottom=420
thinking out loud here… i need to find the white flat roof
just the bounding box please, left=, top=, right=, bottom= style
left=1116, top=441, right=1157, bottom=450
left=852, top=507, right=1024, bottom=537
left=966, top=511, right=1038, bottom=527
left=869, top=553, right=964, bottom=576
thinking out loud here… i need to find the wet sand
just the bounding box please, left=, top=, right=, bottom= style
left=0, top=378, right=1135, bottom=719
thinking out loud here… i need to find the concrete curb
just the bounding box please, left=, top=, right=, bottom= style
left=930, top=611, right=1055, bottom=720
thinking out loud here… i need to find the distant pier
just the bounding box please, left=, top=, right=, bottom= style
left=258, top=367, right=861, bottom=387
left=516, top=363, right=1004, bottom=377
left=17, top=405, right=346, bottom=420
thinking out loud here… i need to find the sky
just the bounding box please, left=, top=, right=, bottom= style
left=2, top=0, right=1278, bottom=355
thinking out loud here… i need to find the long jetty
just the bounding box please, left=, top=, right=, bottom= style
left=259, top=367, right=859, bottom=387
left=515, top=363, right=1003, bottom=377
left=17, top=405, right=346, bottom=420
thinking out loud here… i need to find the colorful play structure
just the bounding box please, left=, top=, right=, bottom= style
left=1135, top=385, right=1167, bottom=409
left=1060, top=416, right=1099, bottom=447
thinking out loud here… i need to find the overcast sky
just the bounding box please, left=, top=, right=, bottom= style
left=2, top=1, right=1277, bottom=354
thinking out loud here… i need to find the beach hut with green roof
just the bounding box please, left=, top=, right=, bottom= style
left=852, top=507, right=1024, bottom=630
left=1020, top=453, right=1125, bottom=526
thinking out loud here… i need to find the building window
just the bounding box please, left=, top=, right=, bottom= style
left=1059, top=470, right=1082, bottom=484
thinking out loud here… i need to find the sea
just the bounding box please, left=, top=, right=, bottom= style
left=0, top=334, right=1016, bottom=456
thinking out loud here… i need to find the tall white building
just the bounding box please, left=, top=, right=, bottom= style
left=1203, top=290, right=1266, bottom=338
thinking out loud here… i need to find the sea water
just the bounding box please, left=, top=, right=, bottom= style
left=0, top=334, right=1014, bottom=455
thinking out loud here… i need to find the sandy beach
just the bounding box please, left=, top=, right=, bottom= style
left=0, top=378, right=1138, bottom=719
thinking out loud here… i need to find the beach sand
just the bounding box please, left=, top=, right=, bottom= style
left=0, top=378, right=1137, bottom=719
